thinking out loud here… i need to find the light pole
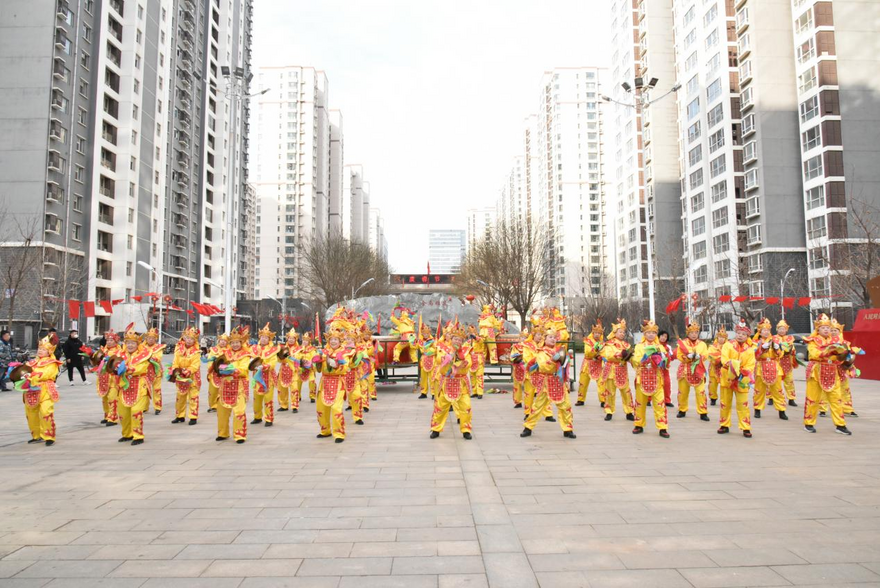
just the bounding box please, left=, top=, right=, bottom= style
left=601, top=79, right=682, bottom=322
left=266, top=294, right=285, bottom=333
left=220, top=65, right=269, bottom=333
left=352, top=278, right=375, bottom=301
left=780, top=268, right=796, bottom=321
left=137, top=261, right=162, bottom=342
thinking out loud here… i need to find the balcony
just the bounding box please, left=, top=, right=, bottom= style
left=735, top=7, right=749, bottom=33
left=100, top=148, right=116, bottom=172
left=46, top=183, right=65, bottom=204
left=746, top=196, right=760, bottom=219
left=57, top=0, right=72, bottom=24
left=50, top=88, right=68, bottom=112
left=174, top=191, right=188, bottom=206
left=175, top=172, right=190, bottom=187
left=107, top=16, right=122, bottom=43
left=106, top=43, right=121, bottom=66
left=54, top=29, right=70, bottom=52
left=109, top=0, right=123, bottom=17
left=52, top=58, right=69, bottom=82
left=47, top=150, right=65, bottom=173
left=175, top=150, right=190, bottom=168
left=49, top=119, right=66, bottom=143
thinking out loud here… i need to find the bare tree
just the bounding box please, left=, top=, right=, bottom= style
left=827, top=197, right=880, bottom=310
left=0, top=214, right=42, bottom=331
left=300, top=233, right=390, bottom=311
left=40, top=251, right=89, bottom=330
left=567, top=270, right=621, bottom=337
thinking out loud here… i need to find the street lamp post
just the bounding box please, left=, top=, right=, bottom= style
left=601, top=79, right=681, bottom=322
left=352, top=278, right=375, bottom=301
left=780, top=268, right=796, bottom=322
left=266, top=294, right=285, bottom=334
left=137, top=261, right=162, bottom=342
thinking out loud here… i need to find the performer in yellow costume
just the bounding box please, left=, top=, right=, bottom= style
left=601, top=319, right=634, bottom=421
left=775, top=320, right=798, bottom=407
left=95, top=330, right=121, bottom=426
left=206, top=334, right=229, bottom=413
left=343, top=329, right=366, bottom=426
left=315, top=325, right=355, bottom=442
left=467, top=325, right=487, bottom=400
left=170, top=326, right=201, bottom=425
left=707, top=327, right=728, bottom=406
left=630, top=320, right=670, bottom=438
left=832, top=319, right=859, bottom=418
left=142, top=328, right=163, bottom=415
left=429, top=322, right=474, bottom=439
left=675, top=320, right=709, bottom=421
left=20, top=333, right=62, bottom=445
left=522, top=327, right=553, bottom=421
left=215, top=326, right=252, bottom=443
left=390, top=308, right=417, bottom=363
left=803, top=314, right=852, bottom=435
left=509, top=330, right=528, bottom=409
left=300, top=331, right=319, bottom=402
left=520, top=328, right=575, bottom=439
left=752, top=318, right=788, bottom=420
left=117, top=327, right=152, bottom=445
left=546, top=307, right=570, bottom=342
left=251, top=323, right=279, bottom=426
left=416, top=323, right=437, bottom=399
left=478, top=305, right=503, bottom=364
left=277, top=329, right=301, bottom=413
left=718, top=320, right=756, bottom=438
left=576, top=320, right=605, bottom=406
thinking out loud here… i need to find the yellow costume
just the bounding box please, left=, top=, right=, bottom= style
left=251, top=323, right=279, bottom=426
left=216, top=326, right=252, bottom=442
left=521, top=328, right=575, bottom=438
left=468, top=325, right=486, bottom=399
left=95, top=331, right=121, bottom=426
left=675, top=321, right=709, bottom=419
left=577, top=320, right=606, bottom=405
left=752, top=318, right=787, bottom=418
left=299, top=333, right=318, bottom=402
left=21, top=334, right=62, bottom=444
left=277, top=330, right=301, bottom=412
left=429, top=322, right=474, bottom=439
left=601, top=319, right=634, bottom=420
left=803, top=314, right=851, bottom=434
left=390, top=309, right=417, bottom=363
left=117, top=328, right=152, bottom=444
left=522, top=328, right=553, bottom=420
left=478, top=305, right=503, bottom=364
left=170, top=326, right=201, bottom=424
left=142, top=329, right=164, bottom=414
left=343, top=332, right=366, bottom=425
left=631, top=320, right=669, bottom=436
left=707, top=328, right=728, bottom=404
left=316, top=325, right=355, bottom=442
left=417, top=325, right=437, bottom=398
left=509, top=334, right=528, bottom=408
left=718, top=320, right=756, bottom=437
left=775, top=320, right=797, bottom=405
left=206, top=335, right=229, bottom=412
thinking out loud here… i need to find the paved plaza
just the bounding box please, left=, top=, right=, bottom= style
left=0, top=365, right=879, bottom=588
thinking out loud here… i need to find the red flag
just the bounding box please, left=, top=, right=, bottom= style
left=132, top=295, right=143, bottom=302
left=765, top=297, right=780, bottom=305
left=68, top=300, right=80, bottom=319
left=83, top=301, right=95, bottom=318
left=315, top=312, right=322, bottom=346
left=749, top=297, right=764, bottom=302
left=190, top=302, right=205, bottom=315
left=111, top=299, right=124, bottom=306
left=427, top=262, right=431, bottom=275
left=782, top=297, right=796, bottom=309
left=797, top=297, right=812, bottom=307
left=718, top=295, right=732, bottom=303
left=186, top=309, right=194, bottom=316
left=99, top=300, right=113, bottom=314
left=145, top=292, right=159, bottom=298
left=733, top=296, right=748, bottom=302
left=665, top=298, right=682, bottom=314
left=170, top=304, right=182, bottom=311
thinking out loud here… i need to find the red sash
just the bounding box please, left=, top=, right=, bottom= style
left=779, top=355, right=793, bottom=376
left=513, top=362, right=525, bottom=383
left=421, top=355, right=435, bottom=371
left=121, top=376, right=141, bottom=407
left=279, top=363, right=295, bottom=387
left=220, top=378, right=241, bottom=407
left=442, top=376, right=467, bottom=400
left=819, top=363, right=838, bottom=392
left=97, top=372, right=111, bottom=397
left=677, top=362, right=705, bottom=385
left=343, top=371, right=356, bottom=393
left=24, top=389, right=40, bottom=408
left=758, top=360, right=778, bottom=383
left=322, top=374, right=342, bottom=404
left=640, top=366, right=659, bottom=394
left=547, top=375, right=566, bottom=402
left=588, top=358, right=602, bottom=379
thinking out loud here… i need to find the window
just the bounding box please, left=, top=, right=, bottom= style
left=77, top=107, right=87, bottom=125
left=74, top=165, right=84, bottom=183
left=134, top=54, right=141, bottom=69
left=745, top=169, right=758, bottom=190
left=706, top=78, right=722, bottom=103
left=692, top=217, right=706, bottom=236
left=809, top=247, right=828, bottom=270
left=715, top=259, right=731, bottom=279
left=687, top=75, right=700, bottom=95
left=75, top=135, right=86, bottom=154
left=127, top=234, right=133, bottom=250
left=742, top=113, right=756, bottom=135
left=805, top=185, right=825, bottom=210
left=807, top=215, right=827, bottom=240
left=687, top=97, right=701, bottom=120
left=797, top=37, right=815, bottom=64
left=690, top=169, right=704, bottom=189
left=747, top=224, right=762, bottom=245
left=802, top=125, right=821, bottom=152
left=741, top=87, right=754, bottom=109
left=684, top=6, right=695, bottom=25
left=693, top=241, right=707, bottom=260
left=804, top=154, right=823, bottom=180
left=688, top=121, right=701, bottom=143
left=686, top=52, right=698, bottom=72
left=689, top=145, right=703, bottom=167
left=740, top=60, right=752, bottom=82
left=796, top=9, right=813, bottom=36
left=72, top=223, right=82, bottom=241
left=798, top=66, right=817, bottom=94
left=710, top=155, right=726, bottom=178
left=714, top=232, right=730, bottom=253
left=691, top=192, right=705, bottom=212
left=703, top=5, right=717, bottom=27
left=743, top=140, right=757, bottom=162
left=712, top=207, right=728, bottom=229
left=706, top=53, right=721, bottom=74
left=83, top=24, right=92, bottom=42
left=800, top=95, right=819, bottom=123
left=684, top=29, right=696, bottom=48
left=709, top=129, right=725, bottom=153
left=746, top=196, right=760, bottom=217
left=73, top=194, right=83, bottom=212
left=705, top=29, right=719, bottom=50
left=711, top=181, right=727, bottom=203
left=707, top=104, right=723, bottom=127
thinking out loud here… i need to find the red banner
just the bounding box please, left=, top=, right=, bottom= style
left=782, top=297, right=796, bottom=309
left=83, top=301, right=95, bottom=318
left=798, top=297, right=812, bottom=306
left=665, top=298, right=682, bottom=314
left=764, top=297, right=780, bottom=304
left=99, top=300, right=113, bottom=314
left=718, top=295, right=732, bottom=303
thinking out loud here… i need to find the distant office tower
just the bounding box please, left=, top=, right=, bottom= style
left=342, top=164, right=370, bottom=243
left=428, top=230, right=466, bottom=274
left=251, top=66, right=332, bottom=300
left=466, top=207, right=496, bottom=253
left=368, top=207, right=388, bottom=262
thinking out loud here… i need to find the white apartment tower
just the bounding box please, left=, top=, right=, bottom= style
left=466, top=207, right=496, bottom=253
left=251, top=66, right=332, bottom=300
left=342, top=164, right=371, bottom=243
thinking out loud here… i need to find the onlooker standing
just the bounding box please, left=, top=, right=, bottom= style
left=62, top=330, right=89, bottom=386
left=0, top=330, right=13, bottom=391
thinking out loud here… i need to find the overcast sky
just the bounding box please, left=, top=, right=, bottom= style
left=253, top=0, right=612, bottom=273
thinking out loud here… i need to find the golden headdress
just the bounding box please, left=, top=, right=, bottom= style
left=611, top=317, right=626, bottom=332
left=447, top=321, right=467, bottom=339
left=285, top=328, right=299, bottom=341
left=714, top=326, right=728, bottom=341
left=776, top=319, right=790, bottom=330
left=756, top=317, right=772, bottom=332
left=641, top=319, right=659, bottom=334
left=229, top=325, right=250, bottom=343
left=814, top=313, right=832, bottom=328
left=734, top=318, right=751, bottom=335
left=257, top=322, right=275, bottom=340
left=38, top=332, right=59, bottom=355
left=685, top=319, right=700, bottom=335
left=830, top=318, right=844, bottom=331
left=218, top=333, right=230, bottom=344
left=181, top=325, right=199, bottom=341
left=105, top=329, right=119, bottom=342
left=144, top=327, right=159, bottom=341
left=591, top=319, right=604, bottom=335
left=124, top=325, right=142, bottom=343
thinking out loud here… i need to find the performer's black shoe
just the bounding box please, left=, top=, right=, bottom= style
left=292, top=408, right=298, bottom=413
left=477, top=395, right=483, bottom=399
left=207, top=408, right=216, bottom=413
left=804, top=425, right=816, bottom=433
left=335, top=437, right=344, bottom=443
left=754, top=409, right=761, bottom=419
left=836, top=426, right=852, bottom=436
left=563, top=431, right=576, bottom=439
left=743, top=430, right=752, bottom=438
left=709, top=399, right=716, bottom=406
left=778, top=411, right=788, bottom=420
left=849, top=412, right=859, bottom=417
left=236, top=439, right=245, bottom=444
left=345, top=406, right=352, bottom=411
left=600, top=402, right=605, bottom=408
left=676, top=411, right=686, bottom=418
left=632, top=426, right=644, bottom=435
left=463, top=432, right=472, bottom=440
left=118, top=436, right=133, bottom=442
left=700, top=414, right=710, bottom=422
left=575, top=401, right=584, bottom=406
left=520, top=428, right=532, bottom=437
left=514, top=403, right=522, bottom=408
left=45, top=440, right=55, bottom=446
left=522, top=414, right=528, bottom=421
left=419, top=394, right=427, bottom=399
left=717, top=426, right=729, bottom=434
left=100, top=419, right=108, bottom=424
left=430, top=431, right=440, bottom=439
left=105, top=421, right=118, bottom=427
left=625, top=414, right=634, bottom=422
left=27, top=438, right=43, bottom=444
left=216, top=436, right=228, bottom=441
left=819, top=411, right=827, bottom=417
left=355, top=419, right=364, bottom=425
left=604, top=414, right=612, bottom=421
left=172, top=417, right=184, bottom=424
left=251, top=419, right=262, bottom=424
left=155, top=410, right=161, bottom=415
left=317, top=433, right=331, bottom=438
left=189, top=419, right=197, bottom=426
left=310, top=398, right=316, bottom=403
left=788, top=399, right=797, bottom=407
left=659, top=429, right=670, bottom=438
left=278, top=407, right=288, bottom=412
left=364, top=407, right=370, bottom=412
left=131, top=439, right=144, bottom=446
left=264, top=421, right=273, bottom=427
left=545, top=416, right=556, bottom=422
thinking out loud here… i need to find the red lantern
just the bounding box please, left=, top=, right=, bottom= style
left=466, top=294, right=475, bottom=302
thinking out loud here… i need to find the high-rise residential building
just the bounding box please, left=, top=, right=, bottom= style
left=787, top=0, right=880, bottom=323
left=368, top=207, right=388, bottom=262
left=251, top=66, right=331, bottom=300
left=428, top=230, right=465, bottom=274
left=342, top=164, right=370, bottom=243
left=608, top=0, right=681, bottom=307
left=0, top=0, right=253, bottom=341
left=495, top=156, right=527, bottom=227
left=466, top=207, right=495, bottom=253
left=239, top=183, right=257, bottom=299
left=328, top=109, right=344, bottom=235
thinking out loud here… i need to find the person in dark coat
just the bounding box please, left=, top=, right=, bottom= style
left=61, top=330, right=89, bottom=386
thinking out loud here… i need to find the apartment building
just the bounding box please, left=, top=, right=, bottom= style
left=368, top=207, right=388, bottom=262
left=342, top=164, right=370, bottom=243
left=466, top=207, right=495, bottom=253
left=328, top=109, right=344, bottom=235
left=428, top=230, right=465, bottom=274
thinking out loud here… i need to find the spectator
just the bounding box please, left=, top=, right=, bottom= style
left=0, top=330, right=12, bottom=391
left=62, top=329, right=89, bottom=386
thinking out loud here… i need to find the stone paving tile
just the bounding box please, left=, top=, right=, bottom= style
left=680, top=565, right=792, bottom=587
left=338, top=575, right=438, bottom=588
left=296, top=557, right=391, bottom=576
left=202, top=558, right=302, bottom=577
left=770, top=563, right=880, bottom=585
left=107, top=560, right=212, bottom=578
left=391, top=555, right=485, bottom=575
left=13, top=560, right=122, bottom=578
left=87, top=545, right=185, bottom=561
left=438, top=574, right=489, bottom=588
